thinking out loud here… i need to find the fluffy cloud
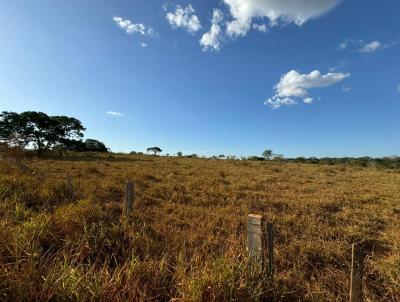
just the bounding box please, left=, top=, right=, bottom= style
left=303, top=97, right=314, bottom=104
left=166, top=5, right=202, bottom=33
left=265, top=70, right=350, bottom=109
left=359, top=41, right=381, bottom=53
left=200, top=9, right=224, bottom=51
left=113, top=17, right=155, bottom=36
left=223, top=0, right=341, bottom=37
left=107, top=111, right=124, bottom=117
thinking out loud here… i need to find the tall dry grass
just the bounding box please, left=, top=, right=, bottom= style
left=0, top=153, right=399, bottom=301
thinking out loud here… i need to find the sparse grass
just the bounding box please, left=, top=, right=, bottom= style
left=0, top=153, right=399, bottom=301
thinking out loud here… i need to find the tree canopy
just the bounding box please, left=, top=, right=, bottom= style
left=0, top=111, right=107, bottom=153
left=84, top=139, right=108, bottom=152
left=262, top=149, right=274, bottom=160
left=147, top=147, right=162, bottom=155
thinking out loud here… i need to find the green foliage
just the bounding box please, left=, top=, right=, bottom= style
left=147, top=146, right=162, bottom=155
left=0, top=111, right=109, bottom=154
left=262, top=149, right=273, bottom=160
left=0, top=111, right=85, bottom=152
left=84, top=139, right=108, bottom=152
left=0, top=111, right=27, bottom=147
left=283, top=156, right=400, bottom=169
left=56, top=138, right=87, bottom=152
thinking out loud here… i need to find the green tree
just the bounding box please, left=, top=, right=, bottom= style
left=177, top=151, right=183, bottom=157
left=0, top=111, right=27, bottom=147
left=84, top=139, right=108, bottom=152
left=147, top=147, right=162, bottom=155
left=0, top=111, right=85, bottom=152
left=262, top=149, right=274, bottom=160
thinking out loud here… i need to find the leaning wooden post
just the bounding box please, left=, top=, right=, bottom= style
left=247, top=214, right=265, bottom=272
left=125, top=181, right=134, bottom=215
left=266, top=222, right=274, bottom=277
left=350, top=243, right=364, bottom=302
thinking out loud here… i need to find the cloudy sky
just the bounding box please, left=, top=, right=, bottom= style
left=1, top=0, right=399, bottom=157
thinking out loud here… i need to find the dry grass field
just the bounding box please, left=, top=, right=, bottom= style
left=0, top=153, right=399, bottom=301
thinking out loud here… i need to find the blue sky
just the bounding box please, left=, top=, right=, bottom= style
left=1, top=0, right=399, bottom=157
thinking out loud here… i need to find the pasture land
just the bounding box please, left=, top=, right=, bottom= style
left=0, top=153, right=399, bottom=301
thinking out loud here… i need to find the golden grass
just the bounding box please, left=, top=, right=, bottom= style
left=0, top=153, right=399, bottom=301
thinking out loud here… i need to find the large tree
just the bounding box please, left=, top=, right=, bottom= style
left=0, top=111, right=85, bottom=152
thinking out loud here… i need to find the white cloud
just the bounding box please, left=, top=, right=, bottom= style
left=166, top=5, right=202, bottom=33
left=339, top=38, right=399, bottom=54
left=359, top=40, right=381, bottom=53
left=113, top=16, right=155, bottom=36
left=200, top=9, right=224, bottom=51
left=265, top=69, right=350, bottom=109
left=266, top=97, right=297, bottom=109
left=252, top=23, right=267, bottom=33
left=223, top=0, right=341, bottom=37
left=139, top=42, right=148, bottom=48
left=107, top=111, right=124, bottom=117
left=342, top=86, right=352, bottom=92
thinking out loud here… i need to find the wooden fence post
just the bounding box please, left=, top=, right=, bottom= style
left=247, top=214, right=265, bottom=272
left=125, top=181, right=134, bottom=215
left=266, top=222, right=274, bottom=277
left=350, top=243, right=364, bottom=302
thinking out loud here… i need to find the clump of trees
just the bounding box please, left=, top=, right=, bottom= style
left=56, top=139, right=107, bottom=152
left=0, top=111, right=108, bottom=153
left=262, top=149, right=283, bottom=160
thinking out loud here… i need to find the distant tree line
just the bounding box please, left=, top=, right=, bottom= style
left=234, top=150, right=399, bottom=169
left=0, top=111, right=108, bottom=153
left=280, top=156, right=400, bottom=169
left=4, top=113, right=393, bottom=169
